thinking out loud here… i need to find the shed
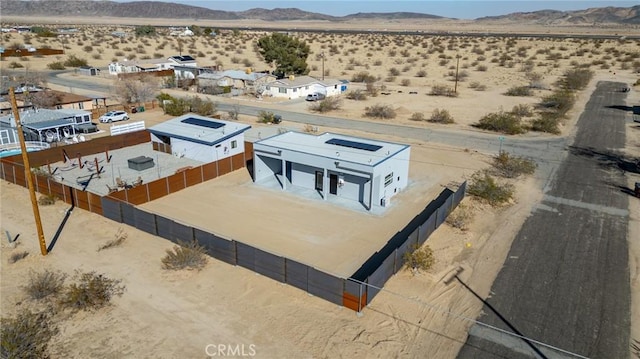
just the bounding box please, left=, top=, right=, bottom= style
left=147, top=113, right=251, bottom=163
left=79, top=66, right=99, bottom=76
left=253, top=132, right=411, bottom=211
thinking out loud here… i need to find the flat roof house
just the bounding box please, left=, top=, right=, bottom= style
left=148, top=113, right=251, bottom=163
left=253, top=132, right=410, bottom=211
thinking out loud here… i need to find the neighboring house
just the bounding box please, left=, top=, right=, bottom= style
left=147, top=113, right=251, bottom=163
left=170, top=27, right=194, bottom=37
left=262, top=75, right=345, bottom=99
left=0, top=108, right=92, bottom=143
left=253, top=132, right=410, bottom=210
left=79, top=66, right=100, bottom=76
left=198, top=70, right=276, bottom=93
left=0, top=90, right=106, bottom=113
left=171, top=65, right=220, bottom=81
left=109, top=55, right=197, bottom=76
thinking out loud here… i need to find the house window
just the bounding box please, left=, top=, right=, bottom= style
left=56, top=105, right=63, bottom=109
left=305, top=86, right=309, bottom=90
left=75, top=116, right=83, bottom=124
left=231, top=140, right=237, bottom=149
left=0, top=131, right=9, bottom=145
left=278, top=87, right=287, bottom=94
left=84, top=115, right=90, bottom=122
left=334, top=85, right=338, bottom=89
left=384, top=172, right=393, bottom=187
left=293, top=88, right=297, bottom=92
left=78, top=102, right=84, bottom=109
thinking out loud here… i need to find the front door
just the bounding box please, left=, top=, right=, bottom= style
left=329, top=174, right=338, bottom=195
left=315, top=171, right=323, bottom=191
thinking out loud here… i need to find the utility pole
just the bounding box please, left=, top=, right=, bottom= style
left=454, top=54, right=461, bottom=94
left=9, top=87, right=48, bottom=256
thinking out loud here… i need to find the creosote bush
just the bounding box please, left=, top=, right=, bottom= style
left=492, top=152, right=537, bottom=178
left=540, top=90, right=575, bottom=117
left=23, top=269, right=67, bottom=300
left=504, top=86, right=533, bottom=97
left=346, top=89, right=367, bottom=101
left=511, top=104, right=533, bottom=117
left=446, top=203, right=473, bottom=231
left=409, top=112, right=425, bottom=121
left=428, top=108, right=454, bottom=124
left=474, top=111, right=525, bottom=135
left=60, top=271, right=125, bottom=310
left=429, top=84, right=458, bottom=97
left=63, top=54, right=88, bottom=67
left=308, top=97, right=342, bottom=113
left=161, top=240, right=208, bottom=271
left=37, top=193, right=56, bottom=206
left=1, top=309, right=58, bottom=359
left=364, top=104, right=396, bottom=119
left=468, top=172, right=514, bottom=206
left=47, top=61, right=65, bottom=70
left=557, top=68, right=594, bottom=90
left=257, top=110, right=279, bottom=124
left=403, top=244, right=435, bottom=274
left=530, top=113, right=562, bottom=134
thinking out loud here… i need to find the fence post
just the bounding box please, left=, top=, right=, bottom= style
left=357, top=281, right=363, bottom=313
left=12, top=165, right=16, bottom=184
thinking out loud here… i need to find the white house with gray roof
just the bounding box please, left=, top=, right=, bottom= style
left=253, top=132, right=410, bottom=210
left=147, top=113, right=251, bottom=163
left=108, top=55, right=197, bottom=75
left=197, top=70, right=275, bottom=92
left=263, top=75, right=346, bottom=100
left=0, top=108, right=92, bottom=143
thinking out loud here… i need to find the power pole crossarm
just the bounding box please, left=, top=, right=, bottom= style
left=9, top=87, right=48, bottom=256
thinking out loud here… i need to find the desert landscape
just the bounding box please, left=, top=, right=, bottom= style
left=1, top=4, right=640, bottom=359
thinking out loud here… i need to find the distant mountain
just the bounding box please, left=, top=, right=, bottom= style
left=1, top=0, right=637, bottom=25
left=476, top=5, right=640, bottom=24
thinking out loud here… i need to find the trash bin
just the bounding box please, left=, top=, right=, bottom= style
left=130, top=106, right=138, bottom=114
left=138, top=106, right=145, bottom=112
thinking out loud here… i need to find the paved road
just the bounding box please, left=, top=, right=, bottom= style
left=457, top=81, right=631, bottom=359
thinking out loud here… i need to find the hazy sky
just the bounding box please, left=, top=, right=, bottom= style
left=127, top=1, right=638, bottom=19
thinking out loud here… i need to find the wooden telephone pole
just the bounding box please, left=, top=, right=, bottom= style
left=9, top=87, right=48, bottom=255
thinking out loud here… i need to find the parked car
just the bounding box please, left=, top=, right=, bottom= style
left=99, top=111, right=129, bottom=123
left=306, top=93, right=326, bottom=101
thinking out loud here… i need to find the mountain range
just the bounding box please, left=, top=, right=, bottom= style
left=1, top=0, right=639, bottom=25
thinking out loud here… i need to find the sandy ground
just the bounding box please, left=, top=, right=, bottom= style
left=1, top=20, right=639, bottom=358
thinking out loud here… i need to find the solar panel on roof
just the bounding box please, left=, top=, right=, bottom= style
left=181, top=55, right=195, bottom=61
left=325, top=138, right=382, bottom=152
left=181, top=117, right=225, bottom=129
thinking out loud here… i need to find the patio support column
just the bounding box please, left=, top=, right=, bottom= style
left=323, top=168, right=328, bottom=200
left=281, top=158, right=286, bottom=190
left=368, top=173, right=374, bottom=211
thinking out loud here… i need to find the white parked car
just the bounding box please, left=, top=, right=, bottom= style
left=99, top=111, right=129, bottom=123
left=306, top=93, right=326, bottom=101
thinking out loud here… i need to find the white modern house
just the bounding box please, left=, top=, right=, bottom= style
left=147, top=113, right=251, bottom=163
left=108, top=55, right=197, bottom=75
left=262, top=76, right=345, bottom=100
left=253, top=132, right=410, bottom=210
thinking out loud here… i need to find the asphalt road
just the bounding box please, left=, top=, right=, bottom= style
left=457, top=81, right=631, bottom=359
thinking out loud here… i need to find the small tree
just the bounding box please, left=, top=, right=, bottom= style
left=115, top=74, right=159, bottom=105
left=257, top=33, right=310, bottom=75
left=188, top=96, right=217, bottom=116
left=403, top=244, right=435, bottom=274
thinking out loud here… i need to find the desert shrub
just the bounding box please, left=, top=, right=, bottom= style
left=400, top=78, right=411, bottom=86
left=540, top=90, right=575, bottom=116
left=346, top=89, right=367, bottom=101
left=511, top=104, right=533, bottom=117
left=161, top=240, right=208, bottom=271
left=23, top=269, right=66, bottom=300
left=446, top=203, right=473, bottom=230
left=429, top=84, right=457, bottom=97
left=0, top=309, right=58, bottom=359
left=558, top=68, right=594, bottom=90
left=469, top=81, right=487, bottom=91
left=97, top=228, right=128, bottom=252
left=365, top=82, right=379, bottom=96
left=476, top=64, right=488, bottom=71
left=403, top=244, right=435, bottom=274
left=530, top=113, right=562, bottom=134
left=468, top=172, right=514, bottom=206
left=415, top=69, right=427, bottom=77
left=364, top=104, right=396, bottom=119
left=8, top=251, right=29, bottom=264
left=351, top=71, right=376, bottom=83
left=428, top=108, right=455, bottom=124
left=187, top=96, right=217, bottom=116
left=47, top=61, right=65, bottom=70
left=60, top=271, right=125, bottom=310
left=63, top=54, right=88, bottom=67
left=8, top=61, right=23, bottom=69
left=37, top=193, right=56, bottom=206
left=474, top=111, right=525, bottom=135
left=492, top=152, right=537, bottom=178
left=504, top=86, right=533, bottom=97
left=308, top=97, right=342, bottom=113
left=409, top=112, right=425, bottom=121
left=389, top=67, right=400, bottom=76
left=257, top=110, right=278, bottom=124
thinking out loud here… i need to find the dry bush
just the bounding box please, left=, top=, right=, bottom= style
left=474, top=111, right=525, bottom=135
left=428, top=108, right=455, bottom=124
left=409, top=112, right=425, bottom=121
left=557, top=68, right=594, bottom=90
left=415, top=69, right=427, bottom=77
left=37, top=193, right=56, bottom=206
left=446, top=203, right=473, bottom=231
left=97, top=228, right=128, bottom=252
left=351, top=71, right=376, bottom=83
left=400, top=79, right=411, bottom=86
left=468, top=172, right=514, bottom=206
left=511, top=104, right=533, bottom=117
left=257, top=110, right=278, bottom=124
left=8, top=61, right=23, bottom=69
left=429, top=84, right=458, bottom=97
left=364, top=104, right=396, bottom=119
left=60, top=271, right=125, bottom=310
left=492, top=152, right=537, bottom=178
left=476, top=64, right=488, bottom=71
left=403, top=244, right=435, bottom=274
left=540, top=90, right=575, bottom=117
left=162, top=240, right=208, bottom=271
left=8, top=251, right=29, bottom=264
left=530, top=113, right=562, bottom=134
left=1, top=309, right=58, bottom=359
left=308, top=97, right=342, bottom=113
left=47, top=61, right=65, bottom=70
left=23, top=269, right=67, bottom=300
left=63, top=54, right=88, bottom=67
left=504, top=86, right=533, bottom=97
left=469, top=81, right=487, bottom=91
left=346, top=89, right=367, bottom=101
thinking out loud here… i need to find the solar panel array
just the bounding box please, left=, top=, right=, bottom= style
left=181, top=117, right=225, bottom=129
left=325, top=138, right=382, bottom=152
